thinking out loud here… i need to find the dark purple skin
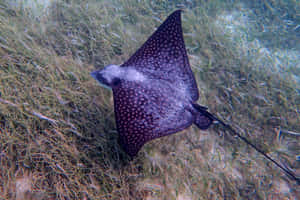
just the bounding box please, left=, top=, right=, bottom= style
left=115, top=10, right=213, bottom=157
left=92, top=10, right=213, bottom=157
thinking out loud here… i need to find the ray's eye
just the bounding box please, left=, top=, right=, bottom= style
left=111, top=77, right=121, bottom=87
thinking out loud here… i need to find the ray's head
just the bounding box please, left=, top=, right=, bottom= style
left=91, top=64, right=146, bottom=89
left=91, top=65, right=122, bottom=89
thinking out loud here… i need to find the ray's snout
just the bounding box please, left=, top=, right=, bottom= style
left=90, top=70, right=110, bottom=87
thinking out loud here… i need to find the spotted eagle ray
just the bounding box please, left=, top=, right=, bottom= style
left=91, top=10, right=299, bottom=183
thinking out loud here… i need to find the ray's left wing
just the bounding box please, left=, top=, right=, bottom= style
left=121, top=10, right=199, bottom=102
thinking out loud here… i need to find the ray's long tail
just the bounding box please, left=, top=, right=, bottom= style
left=192, top=104, right=300, bottom=184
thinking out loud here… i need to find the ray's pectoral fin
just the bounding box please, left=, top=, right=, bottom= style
left=118, top=136, right=144, bottom=157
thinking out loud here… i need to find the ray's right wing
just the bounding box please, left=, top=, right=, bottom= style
left=113, top=81, right=194, bottom=157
